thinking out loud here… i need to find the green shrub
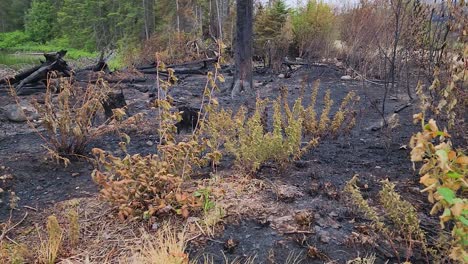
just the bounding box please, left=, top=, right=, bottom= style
left=0, top=31, right=31, bottom=49
left=291, top=0, right=336, bottom=58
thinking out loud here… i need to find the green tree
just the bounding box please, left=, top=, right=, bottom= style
left=291, top=0, right=335, bottom=58
left=25, top=0, right=57, bottom=43
left=254, top=0, right=289, bottom=68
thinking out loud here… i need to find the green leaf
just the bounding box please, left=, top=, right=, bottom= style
left=459, top=216, right=468, bottom=226
left=143, top=211, right=150, bottom=220
left=437, top=187, right=455, bottom=204
left=447, top=171, right=462, bottom=179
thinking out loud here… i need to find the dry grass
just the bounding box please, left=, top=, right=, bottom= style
left=38, top=215, right=63, bottom=264
left=129, top=224, right=188, bottom=264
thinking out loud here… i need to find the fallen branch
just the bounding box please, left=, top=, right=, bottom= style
left=139, top=68, right=206, bottom=75
left=394, top=102, right=412, bottom=113
left=0, top=212, right=28, bottom=242
left=137, top=57, right=218, bottom=71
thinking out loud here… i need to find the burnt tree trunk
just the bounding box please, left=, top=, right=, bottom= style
left=231, top=0, right=253, bottom=98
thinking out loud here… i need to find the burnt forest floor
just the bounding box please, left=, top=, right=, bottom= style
left=0, top=65, right=446, bottom=263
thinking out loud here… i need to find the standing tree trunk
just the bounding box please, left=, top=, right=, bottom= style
left=216, top=0, right=223, bottom=40
left=231, top=0, right=253, bottom=98
left=142, top=0, right=155, bottom=40
left=209, top=0, right=222, bottom=39
left=176, top=0, right=180, bottom=33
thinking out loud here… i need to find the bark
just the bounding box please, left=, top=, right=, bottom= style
left=232, top=0, right=253, bottom=98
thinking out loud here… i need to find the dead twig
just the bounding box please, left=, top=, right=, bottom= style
left=0, top=212, right=28, bottom=242
left=23, top=205, right=38, bottom=211
left=284, top=230, right=314, bottom=235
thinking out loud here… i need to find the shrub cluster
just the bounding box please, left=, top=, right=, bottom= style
left=344, top=176, right=430, bottom=262
left=410, top=115, right=467, bottom=262
left=27, top=76, right=139, bottom=165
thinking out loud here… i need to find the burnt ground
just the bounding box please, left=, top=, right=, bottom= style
left=0, top=65, right=445, bottom=263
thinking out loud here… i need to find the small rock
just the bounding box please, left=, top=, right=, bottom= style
left=1, top=104, right=39, bottom=122
left=0, top=174, right=13, bottom=180
left=2, top=104, right=27, bottom=122
left=36, top=186, right=43, bottom=191
left=329, top=211, right=338, bottom=217
left=151, top=223, right=159, bottom=230
left=254, top=81, right=262, bottom=88
left=278, top=74, right=285, bottom=78
left=340, top=75, right=353, bottom=81
left=318, top=230, right=331, bottom=243
left=276, top=184, right=304, bottom=202
left=375, top=166, right=382, bottom=169
left=146, top=141, right=154, bottom=146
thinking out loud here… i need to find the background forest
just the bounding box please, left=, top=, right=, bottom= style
left=1, top=0, right=338, bottom=66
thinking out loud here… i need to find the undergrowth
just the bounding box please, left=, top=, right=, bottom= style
left=18, top=75, right=141, bottom=165
left=92, top=52, right=224, bottom=220
left=410, top=114, right=467, bottom=262
left=92, top=49, right=360, bottom=220
left=344, top=175, right=431, bottom=263
left=206, top=80, right=359, bottom=173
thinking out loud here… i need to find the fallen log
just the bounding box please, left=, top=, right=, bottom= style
left=137, top=57, right=218, bottom=71
left=16, top=56, right=71, bottom=95
left=76, top=76, right=148, bottom=84
left=0, top=82, right=48, bottom=96
left=282, top=59, right=339, bottom=71
left=139, top=67, right=206, bottom=75
left=43, top=50, right=67, bottom=62
left=0, top=65, right=41, bottom=85
left=0, top=50, right=72, bottom=95
left=167, top=57, right=218, bottom=69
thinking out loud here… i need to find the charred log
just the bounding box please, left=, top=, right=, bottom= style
left=0, top=50, right=71, bottom=95
left=175, top=105, right=199, bottom=134
left=102, top=90, right=126, bottom=119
